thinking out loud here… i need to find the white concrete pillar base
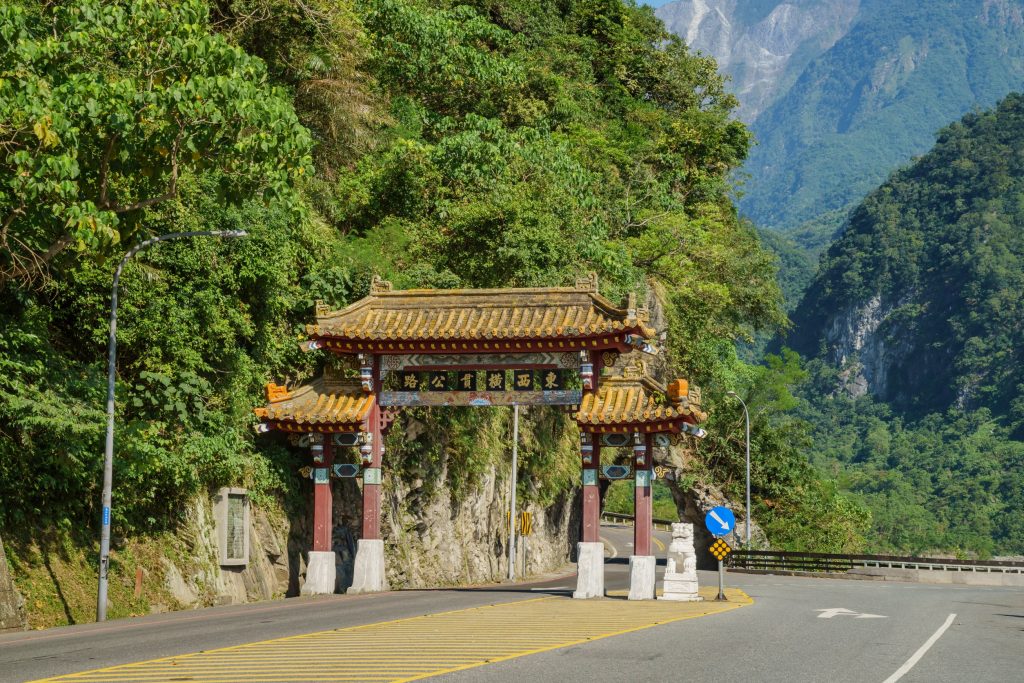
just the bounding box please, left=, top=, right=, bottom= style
left=659, top=572, right=702, bottom=601
left=628, top=555, right=656, bottom=600
left=301, top=551, right=338, bottom=595
left=348, top=539, right=388, bottom=594
left=573, top=541, right=605, bottom=599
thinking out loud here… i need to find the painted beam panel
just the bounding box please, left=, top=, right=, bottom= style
left=378, top=389, right=583, bottom=407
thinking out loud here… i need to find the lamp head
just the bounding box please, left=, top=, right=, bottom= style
left=217, top=230, right=248, bottom=238
left=726, top=391, right=738, bottom=398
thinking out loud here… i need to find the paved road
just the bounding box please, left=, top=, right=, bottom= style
left=436, top=571, right=1024, bottom=683
left=3, top=524, right=1021, bottom=682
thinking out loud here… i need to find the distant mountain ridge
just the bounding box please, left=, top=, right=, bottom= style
left=656, top=0, right=859, bottom=122
left=657, top=0, right=1024, bottom=233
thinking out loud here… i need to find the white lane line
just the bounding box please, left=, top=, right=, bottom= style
left=882, top=613, right=957, bottom=683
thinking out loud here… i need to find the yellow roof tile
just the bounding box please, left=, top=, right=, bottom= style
left=254, top=376, right=373, bottom=428
left=306, top=275, right=655, bottom=343
left=575, top=372, right=706, bottom=428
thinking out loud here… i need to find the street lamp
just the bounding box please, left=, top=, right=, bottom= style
left=97, top=230, right=247, bottom=622
left=726, top=391, right=751, bottom=547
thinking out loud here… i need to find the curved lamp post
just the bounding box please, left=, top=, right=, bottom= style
left=726, top=391, right=751, bottom=547
left=97, top=230, right=246, bottom=622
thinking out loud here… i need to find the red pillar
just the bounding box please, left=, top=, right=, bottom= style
left=312, top=437, right=334, bottom=552
left=361, top=355, right=382, bottom=540
left=634, top=433, right=652, bottom=556
left=581, top=435, right=601, bottom=542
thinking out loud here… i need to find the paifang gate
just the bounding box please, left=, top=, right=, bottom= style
left=254, top=273, right=707, bottom=599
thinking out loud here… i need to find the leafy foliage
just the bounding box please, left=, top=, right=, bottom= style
left=0, top=0, right=859, bottom=565
left=0, top=0, right=311, bottom=286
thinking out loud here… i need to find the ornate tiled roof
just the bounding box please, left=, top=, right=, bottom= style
left=254, top=375, right=373, bottom=430
left=305, top=274, right=656, bottom=345
left=575, top=362, right=705, bottom=430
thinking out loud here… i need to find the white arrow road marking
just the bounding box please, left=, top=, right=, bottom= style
left=816, top=608, right=889, bottom=619
left=709, top=509, right=728, bottom=531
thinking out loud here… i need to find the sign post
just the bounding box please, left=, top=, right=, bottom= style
left=705, top=507, right=736, bottom=602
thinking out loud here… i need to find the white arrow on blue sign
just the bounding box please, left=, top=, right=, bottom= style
left=705, top=506, right=735, bottom=536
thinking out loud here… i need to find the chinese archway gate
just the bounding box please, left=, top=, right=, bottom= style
left=254, top=274, right=706, bottom=599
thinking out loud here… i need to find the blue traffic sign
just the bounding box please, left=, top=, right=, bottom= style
left=705, top=506, right=735, bottom=536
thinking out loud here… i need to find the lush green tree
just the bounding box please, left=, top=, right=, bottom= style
left=0, top=0, right=311, bottom=287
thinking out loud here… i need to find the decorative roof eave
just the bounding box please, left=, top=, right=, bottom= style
left=304, top=333, right=638, bottom=356
left=303, top=274, right=657, bottom=351
left=253, top=376, right=374, bottom=434
left=573, top=364, right=707, bottom=434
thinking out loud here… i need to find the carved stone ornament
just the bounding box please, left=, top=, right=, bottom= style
left=621, top=358, right=646, bottom=380
left=315, top=300, right=331, bottom=317
left=575, top=271, right=599, bottom=292
left=370, top=275, right=393, bottom=293
left=265, top=383, right=290, bottom=402
left=601, top=350, right=620, bottom=368
left=661, top=522, right=701, bottom=602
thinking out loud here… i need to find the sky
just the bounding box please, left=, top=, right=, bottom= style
left=641, top=1, right=676, bottom=7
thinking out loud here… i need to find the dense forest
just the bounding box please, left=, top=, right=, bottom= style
left=0, top=0, right=870, bottom=618
left=785, top=94, right=1024, bottom=556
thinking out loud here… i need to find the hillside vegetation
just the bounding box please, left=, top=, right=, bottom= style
left=786, top=93, right=1024, bottom=556
left=0, top=0, right=869, bottom=622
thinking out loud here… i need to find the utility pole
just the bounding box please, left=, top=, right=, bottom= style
left=507, top=404, right=519, bottom=581
left=727, top=391, right=751, bottom=547
left=97, top=230, right=246, bottom=622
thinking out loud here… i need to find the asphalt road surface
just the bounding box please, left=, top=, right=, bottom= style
left=2, top=523, right=1021, bottom=682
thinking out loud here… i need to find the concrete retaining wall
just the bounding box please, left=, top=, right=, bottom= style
left=848, top=566, right=1024, bottom=587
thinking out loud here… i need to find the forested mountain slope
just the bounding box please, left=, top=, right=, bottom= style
left=790, top=93, right=1024, bottom=422
left=780, top=95, right=1024, bottom=557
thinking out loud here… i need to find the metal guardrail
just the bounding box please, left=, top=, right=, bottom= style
left=728, top=550, right=1024, bottom=574
left=600, top=511, right=675, bottom=532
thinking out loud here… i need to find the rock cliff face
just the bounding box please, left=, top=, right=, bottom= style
left=0, top=535, right=27, bottom=632
left=328, top=461, right=575, bottom=591
left=656, top=0, right=859, bottom=122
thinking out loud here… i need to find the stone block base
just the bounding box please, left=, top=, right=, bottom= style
left=660, top=571, right=702, bottom=602
left=573, top=542, right=605, bottom=599
left=628, top=555, right=656, bottom=600
left=301, top=551, right=337, bottom=595
left=348, top=539, right=388, bottom=594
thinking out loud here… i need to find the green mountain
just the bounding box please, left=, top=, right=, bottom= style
left=790, top=93, right=1024, bottom=422
left=784, top=94, right=1024, bottom=556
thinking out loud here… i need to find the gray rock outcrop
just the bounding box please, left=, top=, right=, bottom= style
left=0, top=534, right=27, bottom=632
left=656, top=0, right=860, bottom=122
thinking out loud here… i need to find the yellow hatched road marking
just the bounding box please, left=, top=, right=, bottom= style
left=32, top=588, right=750, bottom=683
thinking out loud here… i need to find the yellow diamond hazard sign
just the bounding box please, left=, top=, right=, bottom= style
left=710, top=538, right=732, bottom=561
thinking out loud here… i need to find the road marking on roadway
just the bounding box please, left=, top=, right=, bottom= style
left=31, top=588, right=751, bottom=683
left=815, top=607, right=887, bottom=619
left=882, top=613, right=957, bottom=683
left=599, top=535, right=617, bottom=558
left=653, top=536, right=666, bottom=552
